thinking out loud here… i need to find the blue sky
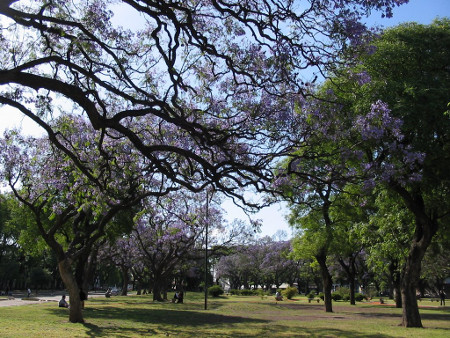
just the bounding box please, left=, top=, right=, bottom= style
left=230, top=0, right=450, bottom=238
left=365, top=0, right=449, bottom=27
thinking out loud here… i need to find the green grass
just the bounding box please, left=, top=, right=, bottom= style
left=0, top=293, right=449, bottom=337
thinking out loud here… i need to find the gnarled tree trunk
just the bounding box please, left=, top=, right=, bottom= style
left=58, top=259, right=84, bottom=323
left=392, top=186, right=438, bottom=327
left=121, top=265, right=130, bottom=296
left=152, top=277, right=164, bottom=301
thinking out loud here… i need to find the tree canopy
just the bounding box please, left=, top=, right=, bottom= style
left=0, top=0, right=409, bottom=206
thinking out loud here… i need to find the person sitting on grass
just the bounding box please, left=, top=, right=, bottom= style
left=172, top=291, right=184, bottom=303
left=172, top=291, right=179, bottom=303
left=177, top=291, right=184, bottom=303
left=275, top=291, right=283, bottom=301
left=59, top=295, right=69, bottom=308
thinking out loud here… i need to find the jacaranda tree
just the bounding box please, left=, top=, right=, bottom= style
left=131, top=189, right=223, bottom=301
left=0, top=0, right=410, bottom=206
left=0, top=116, right=176, bottom=323
left=0, top=0, right=411, bottom=323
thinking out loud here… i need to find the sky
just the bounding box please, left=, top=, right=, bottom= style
left=1, top=0, right=449, bottom=238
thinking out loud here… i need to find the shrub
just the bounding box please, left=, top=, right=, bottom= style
left=257, top=289, right=269, bottom=299
left=318, top=292, right=324, bottom=301
left=306, top=292, right=315, bottom=299
left=355, top=293, right=366, bottom=302
left=240, top=289, right=257, bottom=296
left=331, top=292, right=342, bottom=301
left=208, top=285, right=224, bottom=297
left=282, top=287, right=298, bottom=300
left=343, top=294, right=350, bottom=301
left=229, top=289, right=240, bottom=295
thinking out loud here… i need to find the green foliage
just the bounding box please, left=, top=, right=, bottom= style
left=257, top=289, right=269, bottom=299
left=29, top=267, right=51, bottom=290
left=229, top=289, right=261, bottom=296
left=240, top=289, right=258, bottom=296
left=331, top=292, right=342, bottom=301
left=208, top=285, right=224, bottom=297
left=282, top=287, right=298, bottom=300
left=306, top=292, right=315, bottom=299
left=355, top=293, right=366, bottom=302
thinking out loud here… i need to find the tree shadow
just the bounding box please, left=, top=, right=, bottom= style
left=258, top=325, right=393, bottom=338
left=47, top=306, right=268, bottom=337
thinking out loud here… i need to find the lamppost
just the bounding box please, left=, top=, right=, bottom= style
left=204, top=189, right=210, bottom=310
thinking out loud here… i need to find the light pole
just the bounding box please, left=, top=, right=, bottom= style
left=204, top=189, right=209, bottom=310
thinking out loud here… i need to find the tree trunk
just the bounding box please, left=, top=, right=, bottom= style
left=316, top=253, right=333, bottom=312
left=388, top=259, right=402, bottom=308
left=401, top=239, right=428, bottom=327
left=401, top=268, right=421, bottom=327
left=391, top=264, right=402, bottom=308
left=338, top=255, right=357, bottom=305
left=82, top=246, right=100, bottom=294
left=391, top=185, right=439, bottom=327
left=58, top=259, right=84, bottom=323
left=349, top=277, right=356, bottom=305
left=401, top=214, right=437, bottom=327
left=121, top=266, right=129, bottom=296
left=394, top=283, right=402, bottom=308
left=152, top=279, right=164, bottom=301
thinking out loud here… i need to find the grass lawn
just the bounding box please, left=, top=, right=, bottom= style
left=0, top=293, right=448, bottom=337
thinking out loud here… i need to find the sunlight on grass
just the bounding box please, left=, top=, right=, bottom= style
left=0, top=293, right=448, bottom=337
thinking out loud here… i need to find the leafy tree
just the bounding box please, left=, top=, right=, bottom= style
left=260, top=239, right=298, bottom=290
left=0, top=117, right=172, bottom=323
left=420, top=230, right=450, bottom=296
left=278, top=18, right=449, bottom=326
left=0, top=0, right=409, bottom=210
left=131, top=189, right=219, bottom=301
left=359, top=188, right=412, bottom=308
left=329, top=191, right=369, bottom=305
left=323, top=20, right=450, bottom=327
left=290, top=207, right=335, bottom=312
left=29, top=266, right=51, bottom=293
left=0, top=0, right=412, bottom=323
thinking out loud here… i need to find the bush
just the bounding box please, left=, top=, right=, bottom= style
left=355, top=293, right=366, bottom=302
left=306, top=292, right=315, bottom=299
left=331, top=292, right=342, bottom=301
left=282, top=287, right=298, bottom=300
left=318, top=292, right=324, bottom=301
left=208, top=285, right=224, bottom=297
left=229, top=289, right=240, bottom=295
left=240, top=289, right=257, bottom=296
left=257, top=289, right=269, bottom=297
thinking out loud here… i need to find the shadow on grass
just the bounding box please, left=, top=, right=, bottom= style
left=420, top=310, right=450, bottom=322
left=258, top=324, right=393, bottom=338
left=47, top=306, right=267, bottom=337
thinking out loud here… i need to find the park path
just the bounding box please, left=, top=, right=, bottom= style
left=0, top=291, right=104, bottom=307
